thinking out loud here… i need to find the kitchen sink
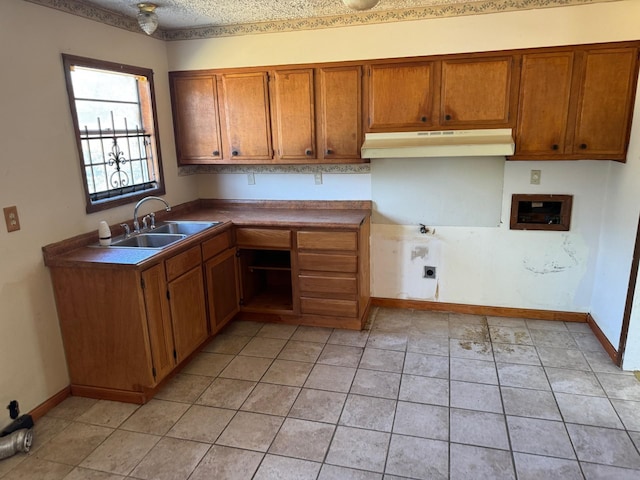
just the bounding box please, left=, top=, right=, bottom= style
left=111, top=233, right=186, bottom=248
left=149, top=221, right=221, bottom=236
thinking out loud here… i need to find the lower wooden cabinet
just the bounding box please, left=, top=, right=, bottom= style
left=48, top=217, right=372, bottom=403
left=141, top=264, right=176, bottom=385
left=49, top=229, right=230, bottom=404
left=233, top=220, right=371, bottom=330
left=205, top=247, right=240, bottom=333
left=296, top=224, right=369, bottom=328
left=50, top=267, right=158, bottom=402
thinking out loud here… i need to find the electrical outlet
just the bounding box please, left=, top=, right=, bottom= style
left=3, top=206, right=20, bottom=232
left=530, top=170, right=541, bottom=185
left=314, top=172, right=323, bottom=185
left=247, top=173, right=255, bottom=185
left=424, top=266, right=437, bottom=279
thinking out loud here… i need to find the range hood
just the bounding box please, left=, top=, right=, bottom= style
left=361, top=128, right=515, bottom=158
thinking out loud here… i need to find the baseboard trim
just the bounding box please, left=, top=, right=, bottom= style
left=371, top=297, right=588, bottom=323
left=70, top=385, right=150, bottom=404
left=28, top=386, right=71, bottom=422
left=587, top=313, right=619, bottom=364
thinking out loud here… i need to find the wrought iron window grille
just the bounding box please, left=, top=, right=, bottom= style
left=81, top=112, right=158, bottom=202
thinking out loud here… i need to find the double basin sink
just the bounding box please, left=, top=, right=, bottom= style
left=108, top=221, right=221, bottom=249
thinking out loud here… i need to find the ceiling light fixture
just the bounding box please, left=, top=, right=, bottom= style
left=137, top=3, right=159, bottom=35
left=342, top=0, right=380, bottom=10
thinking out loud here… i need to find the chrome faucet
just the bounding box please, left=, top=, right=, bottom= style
left=133, top=196, right=171, bottom=233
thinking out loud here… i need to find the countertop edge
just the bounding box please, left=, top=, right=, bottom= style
left=43, top=201, right=371, bottom=268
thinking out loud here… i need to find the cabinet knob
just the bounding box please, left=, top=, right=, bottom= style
left=420, top=116, right=428, bottom=122
left=551, top=144, right=559, bottom=151
left=579, top=143, right=588, bottom=150
left=445, top=114, right=452, bottom=121
left=305, top=149, right=313, bottom=156
left=212, top=150, right=220, bottom=156
left=326, top=149, right=333, bottom=155
left=232, top=150, right=239, bottom=156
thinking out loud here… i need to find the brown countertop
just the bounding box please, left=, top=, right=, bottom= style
left=42, top=200, right=371, bottom=269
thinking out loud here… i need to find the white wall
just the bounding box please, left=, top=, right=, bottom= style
left=167, top=0, right=640, bottom=355
left=0, top=0, right=199, bottom=426
left=198, top=172, right=371, bottom=200
left=594, top=92, right=640, bottom=369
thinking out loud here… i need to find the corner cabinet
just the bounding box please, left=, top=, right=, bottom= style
left=202, top=231, right=240, bottom=332
left=141, top=248, right=208, bottom=384
left=512, top=43, right=639, bottom=161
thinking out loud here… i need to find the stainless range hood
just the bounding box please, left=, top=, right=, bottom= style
left=361, top=128, right=515, bottom=158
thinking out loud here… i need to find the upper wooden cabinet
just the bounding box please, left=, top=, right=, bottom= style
left=318, top=65, right=362, bottom=160
left=365, top=56, right=517, bottom=131
left=515, top=52, right=574, bottom=156
left=170, top=66, right=364, bottom=164
left=440, top=57, right=516, bottom=127
left=170, top=75, right=223, bottom=164
left=572, top=47, right=638, bottom=158
left=218, top=72, right=273, bottom=162
left=365, top=61, right=436, bottom=131
left=169, top=40, right=640, bottom=164
left=513, top=44, right=639, bottom=161
left=270, top=69, right=316, bottom=161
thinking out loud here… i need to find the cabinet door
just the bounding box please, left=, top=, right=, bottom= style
left=441, top=57, right=515, bottom=127
left=170, top=75, right=223, bottom=164
left=365, top=62, right=436, bottom=131
left=141, top=264, right=175, bottom=383
left=515, top=52, right=574, bottom=156
left=318, top=66, right=362, bottom=160
left=205, top=248, right=240, bottom=332
left=572, top=47, right=638, bottom=157
left=218, top=72, right=273, bottom=161
left=271, top=69, right=316, bottom=161
left=168, top=266, right=208, bottom=362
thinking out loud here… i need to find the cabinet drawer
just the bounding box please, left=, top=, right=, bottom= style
left=298, top=253, right=357, bottom=273
left=202, top=231, right=231, bottom=261
left=236, top=228, right=291, bottom=248
left=165, top=246, right=202, bottom=282
left=299, top=274, right=357, bottom=296
left=297, top=231, right=357, bottom=251
left=301, top=297, right=358, bottom=318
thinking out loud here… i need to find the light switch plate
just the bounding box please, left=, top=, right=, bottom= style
left=247, top=173, right=256, bottom=185
left=530, top=170, right=541, bottom=185
left=3, top=206, right=20, bottom=232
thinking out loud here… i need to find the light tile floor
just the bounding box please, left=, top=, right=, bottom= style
left=3, top=307, right=640, bottom=479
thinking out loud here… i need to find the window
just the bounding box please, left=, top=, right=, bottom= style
left=62, top=54, right=165, bottom=213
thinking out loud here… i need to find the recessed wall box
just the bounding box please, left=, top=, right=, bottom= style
left=510, top=194, right=573, bottom=231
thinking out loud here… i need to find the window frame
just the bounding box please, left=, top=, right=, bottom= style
left=62, top=54, right=166, bottom=213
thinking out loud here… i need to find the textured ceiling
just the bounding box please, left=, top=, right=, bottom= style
left=78, top=0, right=501, bottom=29
left=26, top=0, right=614, bottom=39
